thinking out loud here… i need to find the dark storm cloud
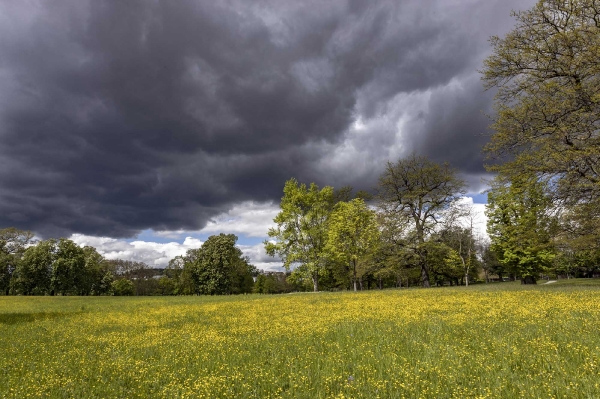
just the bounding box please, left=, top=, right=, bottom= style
left=0, top=0, right=536, bottom=237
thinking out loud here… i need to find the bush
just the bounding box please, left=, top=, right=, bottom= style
left=111, top=279, right=134, bottom=296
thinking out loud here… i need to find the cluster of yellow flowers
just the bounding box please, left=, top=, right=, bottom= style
left=1, top=285, right=599, bottom=398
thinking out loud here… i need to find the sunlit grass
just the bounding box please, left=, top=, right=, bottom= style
left=1, top=282, right=600, bottom=398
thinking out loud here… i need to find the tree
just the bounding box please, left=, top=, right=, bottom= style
left=0, top=227, right=34, bottom=295
left=51, top=238, right=86, bottom=296
left=188, top=234, right=255, bottom=295
left=112, top=278, right=134, bottom=296
left=438, top=205, right=481, bottom=286
left=325, top=199, right=380, bottom=291
left=486, top=176, right=556, bottom=284
left=265, top=179, right=335, bottom=292
left=482, top=0, right=600, bottom=246
left=377, top=154, right=466, bottom=287
left=165, top=255, right=196, bottom=295
left=81, top=246, right=113, bottom=295
left=13, top=239, right=56, bottom=295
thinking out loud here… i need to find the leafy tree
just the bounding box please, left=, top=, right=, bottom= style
left=0, top=227, right=34, bottom=295
left=81, top=246, right=113, bottom=295
left=189, top=234, right=255, bottom=295
left=166, top=255, right=196, bottom=295
left=443, top=248, right=466, bottom=285
left=51, top=238, right=86, bottom=296
left=486, top=177, right=556, bottom=284
left=13, top=239, right=56, bottom=295
left=325, top=199, right=380, bottom=291
left=482, top=0, right=600, bottom=247
left=112, top=278, right=134, bottom=296
left=265, top=179, right=335, bottom=292
left=377, top=154, right=466, bottom=287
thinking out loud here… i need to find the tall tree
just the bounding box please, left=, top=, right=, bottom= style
left=51, top=238, right=86, bottom=296
left=265, top=179, right=335, bottom=292
left=377, top=154, right=466, bottom=287
left=326, top=199, right=380, bottom=291
left=486, top=176, right=556, bottom=284
left=482, top=0, right=600, bottom=246
left=0, top=228, right=34, bottom=295
left=81, top=246, right=113, bottom=295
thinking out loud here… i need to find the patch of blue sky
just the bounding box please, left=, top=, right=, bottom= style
left=468, top=192, right=488, bottom=204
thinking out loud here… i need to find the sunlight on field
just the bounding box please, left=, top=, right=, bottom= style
left=2, top=284, right=600, bottom=398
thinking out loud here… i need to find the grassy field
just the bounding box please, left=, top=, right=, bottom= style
left=1, top=280, right=600, bottom=398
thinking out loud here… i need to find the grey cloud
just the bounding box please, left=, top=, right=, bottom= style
left=0, top=0, right=536, bottom=237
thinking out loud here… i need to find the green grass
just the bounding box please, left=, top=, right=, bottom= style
left=1, top=281, right=600, bottom=398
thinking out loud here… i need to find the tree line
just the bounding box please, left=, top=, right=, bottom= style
left=0, top=230, right=278, bottom=296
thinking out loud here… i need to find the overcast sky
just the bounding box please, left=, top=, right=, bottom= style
left=0, top=0, right=536, bottom=268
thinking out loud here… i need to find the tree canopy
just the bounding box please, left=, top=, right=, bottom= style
left=326, top=199, right=380, bottom=292
left=265, top=179, right=335, bottom=291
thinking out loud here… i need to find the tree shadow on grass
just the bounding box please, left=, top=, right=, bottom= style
left=0, top=311, right=75, bottom=325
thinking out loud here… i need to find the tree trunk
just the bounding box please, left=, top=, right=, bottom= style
left=521, top=275, right=537, bottom=285
left=312, top=273, right=318, bottom=292
left=420, top=264, right=431, bottom=288
left=352, top=259, right=357, bottom=292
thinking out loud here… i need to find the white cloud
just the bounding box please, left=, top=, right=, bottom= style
left=199, top=201, right=278, bottom=237
left=70, top=234, right=204, bottom=268
left=239, top=242, right=284, bottom=272
left=455, top=197, right=488, bottom=241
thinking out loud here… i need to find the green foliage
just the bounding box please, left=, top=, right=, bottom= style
left=265, top=178, right=335, bottom=291
left=0, top=227, right=34, bottom=295
left=51, top=238, right=86, bottom=296
left=9, top=235, right=116, bottom=296
left=437, top=224, right=481, bottom=286
left=13, top=239, right=56, bottom=295
left=486, top=177, right=556, bottom=284
left=111, top=278, right=134, bottom=296
left=481, top=243, right=504, bottom=282
left=253, top=272, right=294, bottom=294
left=326, top=199, right=380, bottom=291
left=187, top=234, right=255, bottom=295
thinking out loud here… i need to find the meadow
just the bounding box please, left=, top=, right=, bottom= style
left=1, top=281, right=600, bottom=398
